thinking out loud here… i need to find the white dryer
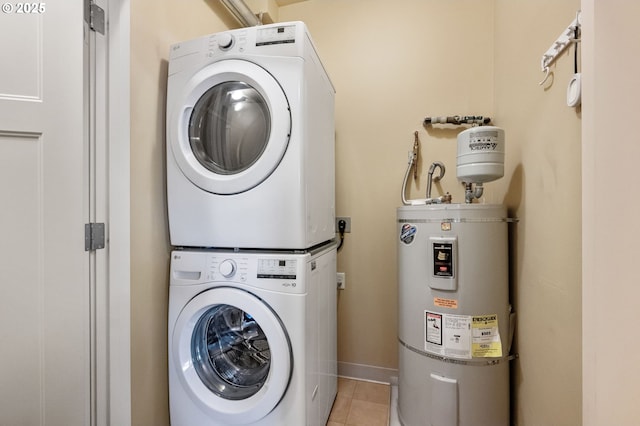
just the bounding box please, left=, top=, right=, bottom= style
left=166, top=22, right=335, bottom=250
left=168, top=243, right=337, bottom=426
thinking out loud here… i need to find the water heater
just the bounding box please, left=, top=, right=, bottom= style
left=397, top=204, right=512, bottom=426
left=456, top=126, right=505, bottom=184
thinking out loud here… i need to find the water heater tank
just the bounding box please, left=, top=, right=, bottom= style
left=456, top=126, right=505, bottom=183
left=397, top=204, right=512, bottom=426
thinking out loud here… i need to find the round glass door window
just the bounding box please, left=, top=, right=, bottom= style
left=189, top=81, right=271, bottom=175
left=191, top=304, right=271, bottom=400
left=169, top=59, right=291, bottom=194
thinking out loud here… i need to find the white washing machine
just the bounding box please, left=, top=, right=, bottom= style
left=168, top=243, right=337, bottom=426
left=166, top=21, right=335, bottom=250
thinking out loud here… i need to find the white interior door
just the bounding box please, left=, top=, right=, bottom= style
left=0, top=3, right=91, bottom=425
left=88, top=1, right=109, bottom=424
left=87, top=1, right=132, bottom=424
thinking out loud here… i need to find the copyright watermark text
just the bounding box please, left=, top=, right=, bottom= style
left=2, top=3, right=46, bottom=14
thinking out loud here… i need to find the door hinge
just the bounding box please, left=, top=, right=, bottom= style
left=85, top=223, right=106, bottom=251
left=85, top=0, right=105, bottom=35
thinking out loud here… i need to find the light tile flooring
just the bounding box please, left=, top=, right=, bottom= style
left=327, top=378, right=390, bottom=426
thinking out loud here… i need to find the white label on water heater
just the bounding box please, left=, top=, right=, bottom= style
left=425, top=311, right=472, bottom=359
left=425, top=311, right=503, bottom=359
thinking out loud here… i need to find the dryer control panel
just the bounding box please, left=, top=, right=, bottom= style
left=256, top=24, right=297, bottom=46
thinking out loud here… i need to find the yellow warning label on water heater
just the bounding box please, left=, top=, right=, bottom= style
left=471, top=314, right=503, bottom=358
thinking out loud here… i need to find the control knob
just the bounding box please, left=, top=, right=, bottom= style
left=219, top=259, right=237, bottom=278
left=217, top=33, right=234, bottom=49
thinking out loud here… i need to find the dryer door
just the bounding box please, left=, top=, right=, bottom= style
left=172, top=287, right=292, bottom=424
left=168, top=59, right=291, bottom=195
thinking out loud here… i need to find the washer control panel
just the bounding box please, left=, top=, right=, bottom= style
left=257, top=258, right=297, bottom=279
left=208, top=256, right=249, bottom=283
left=195, top=253, right=306, bottom=293
left=218, top=259, right=237, bottom=278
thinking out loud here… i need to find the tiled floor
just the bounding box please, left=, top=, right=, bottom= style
left=327, top=377, right=390, bottom=426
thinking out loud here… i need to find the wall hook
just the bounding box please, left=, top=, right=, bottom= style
left=539, top=66, right=551, bottom=86
left=538, top=10, right=581, bottom=87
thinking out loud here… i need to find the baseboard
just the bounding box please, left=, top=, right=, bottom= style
left=337, top=361, right=398, bottom=385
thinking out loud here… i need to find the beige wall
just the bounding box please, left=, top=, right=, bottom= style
left=130, top=0, right=583, bottom=425
left=282, top=0, right=582, bottom=423
left=493, top=0, right=582, bottom=424
left=280, top=0, right=496, bottom=374
left=130, top=2, right=234, bottom=425
left=582, top=1, right=640, bottom=424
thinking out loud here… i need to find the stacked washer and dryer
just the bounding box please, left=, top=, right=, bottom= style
left=166, top=22, right=338, bottom=426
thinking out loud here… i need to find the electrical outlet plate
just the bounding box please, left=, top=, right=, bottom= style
left=337, top=272, right=346, bottom=290
left=335, top=217, right=351, bottom=233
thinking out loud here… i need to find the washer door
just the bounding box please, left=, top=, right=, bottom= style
left=172, top=287, right=292, bottom=424
left=168, top=59, right=291, bottom=195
